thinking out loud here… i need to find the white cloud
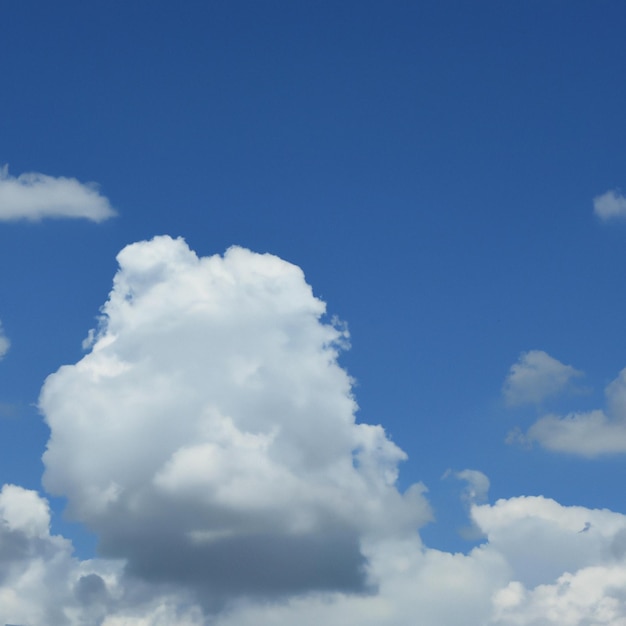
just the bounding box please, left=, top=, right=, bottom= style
left=515, top=367, right=626, bottom=457
left=502, top=350, right=582, bottom=407
left=39, top=235, right=431, bottom=604
left=593, top=189, right=626, bottom=221
left=1, top=237, right=624, bottom=624
left=0, top=320, right=9, bottom=360
left=0, top=164, right=116, bottom=222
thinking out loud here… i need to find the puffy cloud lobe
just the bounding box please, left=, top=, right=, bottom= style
left=517, top=368, right=626, bottom=457
left=0, top=165, right=116, bottom=222
left=0, top=320, right=9, bottom=360
left=0, top=484, right=206, bottom=626
left=593, top=189, right=626, bottom=221
left=502, top=350, right=582, bottom=407
left=39, top=236, right=431, bottom=604
left=0, top=484, right=106, bottom=626
left=482, top=497, right=626, bottom=625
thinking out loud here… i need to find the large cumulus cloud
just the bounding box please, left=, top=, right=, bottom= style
left=1, top=235, right=623, bottom=624
left=39, top=236, right=431, bottom=604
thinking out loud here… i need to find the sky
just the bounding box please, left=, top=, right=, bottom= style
left=1, top=1, right=626, bottom=624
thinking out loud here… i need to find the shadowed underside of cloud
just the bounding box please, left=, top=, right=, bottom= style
left=5, top=483, right=626, bottom=625
left=0, top=165, right=116, bottom=222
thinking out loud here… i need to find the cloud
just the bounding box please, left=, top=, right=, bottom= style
left=593, top=189, right=626, bottom=221
left=0, top=321, right=9, bottom=360
left=6, top=484, right=626, bottom=625
left=456, top=469, right=490, bottom=504
left=0, top=483, right=106, bottom=626
left=1, top=236, right=624, bottom=623
left=516, top=368, right=626, bottom=457
left=0, top=165, right=116, bottom=222
left=502, top=350, right=583, bottom=407
left=39, top=235, right=431, bottom=606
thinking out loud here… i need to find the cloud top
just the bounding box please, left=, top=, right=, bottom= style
left=593, top=189, right=626, bottom=221
left=502, top=350, right=582, bottom=407
left=0, top=165, right=116, bottom=222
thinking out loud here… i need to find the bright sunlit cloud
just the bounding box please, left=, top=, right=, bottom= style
left=0, top=165, right=116, bottom=222
left=593, top=189, right=626, bottom=221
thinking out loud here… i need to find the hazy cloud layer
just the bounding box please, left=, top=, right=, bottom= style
left=502, top=350, right=582, bottom=407
left=0, top=165, right=116, bottom=222
left=0, top=321, right=9, bottom=360
left=594, top=189, right=626, bottom=221
left=518, top=368, right=626, bottom=457
left=39, top=236, right=431, bottom=605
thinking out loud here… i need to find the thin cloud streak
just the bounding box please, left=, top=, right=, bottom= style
left=0, top=165, right=116, bottom=223
left=0, top=321, right=9, bottom=360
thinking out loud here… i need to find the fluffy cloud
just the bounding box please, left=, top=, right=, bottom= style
left=39, top=236, right=431, bottom=606
left=2, top=236, right=623, bottom=624
left=502, top=350, right=582, bottom=407
left=0, top=483, right=205, bottom=626
left=517, top=368, right=626, bottom=457
left=0, top=165, right=116, bottom=222
left=0, top=320, right=9, bottom=360
left=0, top=483, right=110, bottom=626
left=593, top=189, right=626, bottom=221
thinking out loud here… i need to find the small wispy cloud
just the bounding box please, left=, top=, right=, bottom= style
left=513, top=368, right=626, bottom=458
left=502, top=350, right=583, bottom=407
left=0, top=165, right=116, bottom=223
left=593, top=189, right=626, bottom=221
left=0, top=320, right=9, bottom=360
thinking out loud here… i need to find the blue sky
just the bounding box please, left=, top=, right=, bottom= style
left=2, top=2, right=626, bottom=624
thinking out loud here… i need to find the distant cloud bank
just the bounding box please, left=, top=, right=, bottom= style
left=593, top=189, right=626, bottom=221
left=0, top=165, right=116, bottom=222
